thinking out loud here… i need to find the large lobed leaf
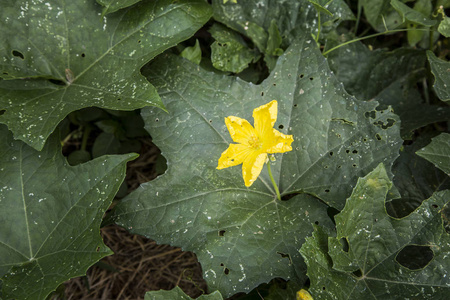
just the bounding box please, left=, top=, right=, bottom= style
left=113, top=35, right=402, bottom=297
left=0, top=125, right=136, bottom=300
left=0, top=0, right=212, bottom=150
left=301, top=164, right=450, bottom=299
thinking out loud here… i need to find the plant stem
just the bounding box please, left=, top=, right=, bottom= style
left=266, top=161, right=281, bottom=201
left=322, top=28, right=430, bottom=56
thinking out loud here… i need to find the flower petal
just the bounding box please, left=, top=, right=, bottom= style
left=242, top=151, right=267, bottom=187
left=225, top=116, right=257, bottom=146
left=217, top=143, right=252, bottom=169
left=265, top=129, right=294, bottom=153
left=253, top=100, right=278, bottom=138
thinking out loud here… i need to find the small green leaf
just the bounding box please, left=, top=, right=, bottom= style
left=114, top=35, right=401, bottom=297
left=0, top=125, right=137, bottom=300
left=438, top=16, right=450, bottom=37
left=92, top=132, right=121, bottom=158
left=181, top=40, right=202, bottom=65
left=416, top=133, right=450, bottom=175
left=427, top=51, right=450, bottom=103
left=307, top=0, right=334, bottom=16
left=0, top=0, right=212, bottom=150
left=96, top=0, right=141, bottom=16
left=301, top=164, right=450, bottom=299
left=361, top=0, right=403, bottom=31
left=391, top=0, right=437, bottom=26
left=209, top=23, right=259, bottom=73
left=144, top=286, right=223, bottom=300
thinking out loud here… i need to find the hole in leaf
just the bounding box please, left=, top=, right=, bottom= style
left=224, top=268, right=230, bottom=275
left=337, top=165, right=341, bottom=169
left=48, top=79, right=66, bottom=86
left=96, top=246, right=100, bottom=252
left=277, top=252, right=293, bottom=264
left=155, top=118, right=159, bottom=122
left=324, top=189, right=330, bottom=193
left=220, top=263, right=224, bottom=266
left=300, top=74, right=304, bottom=78
left=117, top=98, right=121, bottom=101
left=209, top=120, right=212, bottom=123
left=376, top=133, right=382, bottom=141
left=218, top=230, right=225, bottom=236
left=2, top=72, right=8, bottom=75
left=322, top=286, right=326, bottom=290
left=327, top=207, right=339, bottom=225
left=364, top=111, right=376, bottom=119
left=138, top=40, right=141, bottom=43
left=352, top=164, right=357, bottom=168
left=324, top=165, right=328, bottom=169
left=261, top=92, right=264, bottom=96
left=352, top=269, right=363, bottom=277
left=345, top=150, right=350, bottom=154
left=293, top=104, right=298, bottom=108
left=329, top=151, right=333, bottom=156
left=373, top=118, right=396, bottom=129
left=278, top=124, right=284, bottom=129
left=432, top=204, right=438, bottom=209
left=12, top=50, right=25, bottom=59
left=309, top=77, right=314, bottom=80
left=352, top=150, right=358, bottom=154
left=314, top=221, right=319, bottom=225
left=363, top=138, right=368, bottom=142
left=81, top=53, right=86, bottom=58
left=273, top=83, right=276, bottom=86
left=396, top=245, right=434, bottom=270
left=340, top=238, right=349, bottom=252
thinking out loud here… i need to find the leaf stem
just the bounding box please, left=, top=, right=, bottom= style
left=322, top=28, right=430, bottom=56
left=266, top=161, right=281, bottom=201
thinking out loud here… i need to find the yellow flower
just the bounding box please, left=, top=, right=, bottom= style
left=217, top=100, right=294, bottom=187
left=297, top=289, right=314, bottom=300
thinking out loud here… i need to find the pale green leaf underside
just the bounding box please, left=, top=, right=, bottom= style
left=0, top=0, right=212, bottom=150
left=301, top=164, right=450, bottom=299
left=114, top=36, right=401, bottom=297
left=0, top=125, right=137, bottom=300
left=416, top=133, right=450, bottom=175
left=427, top=51, right=450, bottom=103
left=144, top=286, right=223, bottom=300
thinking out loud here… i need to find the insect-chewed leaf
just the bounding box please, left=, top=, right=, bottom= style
left=0, top=0, right=212, bottom=150
left=0, top=125, right=137, bottom=300
left=113, top=34, right=401, bottom=296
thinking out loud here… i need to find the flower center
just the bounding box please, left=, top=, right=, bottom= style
left=248, top=134, right=262, bottom=150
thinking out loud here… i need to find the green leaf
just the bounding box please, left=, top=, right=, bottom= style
left=144, top=286, right=224, bottom=300
left=212, top=0, right=354, bottom=49
left=361, top=0, right=403, bottom=31
left=427, top=50, right=450, bottom=103
left=301, top=164, right=450, bottom=299
left=113, top=36, right=401, bottom=296
left=0, top=0, right=212, bottom=150
left=264, top=20, right=284, bottom=71
left=438, top=15, right=450, bottom=37
left=181, top=40, right=202, bottom=65
left=0, top=125, right=137, bottom=300
left=307, top=0, right=334, bottom=16
left=92, top=132, right=121, bottom=158
left=96, top=0, right=141, bottom=16
left=327, top=42, right=450, bottom=139
left=416, top=133, right=450, bottom=175
left=209, top=23, right=259, bottom=73
left=391, top=0, right=437, bottom=26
